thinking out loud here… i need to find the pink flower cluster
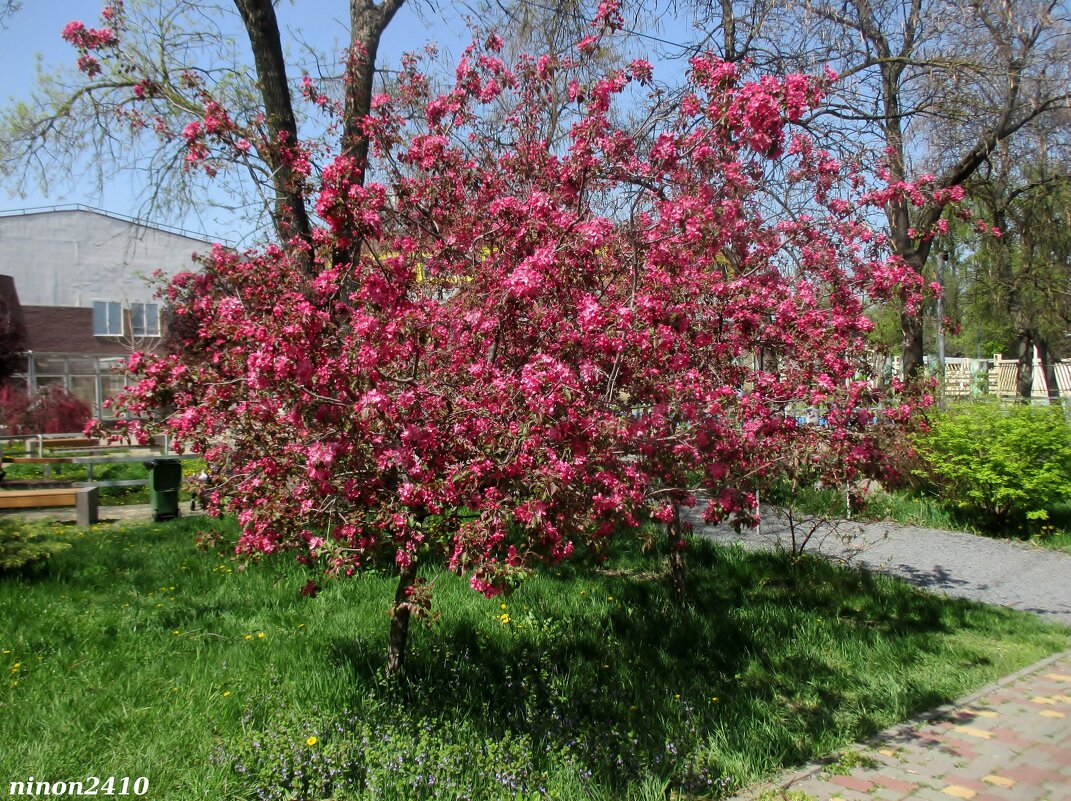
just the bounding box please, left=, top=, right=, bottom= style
left=101, top=34, right=936, bottom=600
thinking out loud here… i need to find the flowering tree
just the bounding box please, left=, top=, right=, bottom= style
left=94, top=3, right=937, bottom=673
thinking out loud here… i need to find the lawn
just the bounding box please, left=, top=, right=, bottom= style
left=1, top=516, right=1066, bottom=800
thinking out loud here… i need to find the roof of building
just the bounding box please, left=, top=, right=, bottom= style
left=0, top=203, right=234, bottom=248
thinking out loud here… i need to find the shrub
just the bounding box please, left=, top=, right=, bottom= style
left=0, top=518, right=69, bottom=573
left=0, top=384, right=92, bottom=435
left=914, top=401, right=1071, bottom=529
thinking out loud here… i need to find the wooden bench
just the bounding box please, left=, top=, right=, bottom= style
left=44, top=437, right=99, bottom=449
left=23, top=437, right=99, bottom=456
left=0, top=487, right=99, bottom=527
left=4, top=457, right=74, bottom=465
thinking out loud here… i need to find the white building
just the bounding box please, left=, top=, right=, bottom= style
left=0, top=205, right=222, bottom=417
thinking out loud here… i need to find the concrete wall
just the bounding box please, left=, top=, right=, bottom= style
left=0, top=209, right=211, bottom=308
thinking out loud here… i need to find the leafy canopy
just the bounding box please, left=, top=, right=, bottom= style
left=101, top=4, right=936, bottom=600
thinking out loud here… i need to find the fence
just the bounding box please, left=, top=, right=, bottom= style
left=933, top=350, right=1071, bottom=403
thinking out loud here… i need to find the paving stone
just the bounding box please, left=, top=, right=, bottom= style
left=941, top=785, right=980, bottom=799
left=871, top=775, right=919, bottom=793
left=982, top=774, right=1017, bottom=789
left=944, top=776, right=996, bottom=793
left=727, top=650, right=1071, bottom=801
left=868, top=787, right=910, bottom=801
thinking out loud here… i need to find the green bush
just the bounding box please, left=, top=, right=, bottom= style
left=915, top=401, right=1071, bottom=529
left=0, top=518, right=70, bottom=572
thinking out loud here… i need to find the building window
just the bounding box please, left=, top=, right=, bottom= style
left=93, top=301, right=123, bottom=336
left=131, top=302, right=160, bottom=336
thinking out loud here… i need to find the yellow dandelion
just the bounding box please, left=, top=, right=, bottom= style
left=500, top=603, right=508, bottom=610
left=674, top=694, right=681, bottom=700
left=608, top=596, right=614, bottom=601
left=711, top=696, right=719, bottom=702
left=172, top=630, right=181, bottom=636
left=244, top=635, right=253, bottom=641
left=223, top=691, right=232, bottom=697
left=306, top=736, right=318, bottom=746
left=257, top=632, right=266, bottom=639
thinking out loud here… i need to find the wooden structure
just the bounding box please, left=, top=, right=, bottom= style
left=0, top=487, right=98, bottom=527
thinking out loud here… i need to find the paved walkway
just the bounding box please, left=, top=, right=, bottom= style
left=730, top=649, right=1071, bottom=801
left=688, top=503, right=1071, bottom=801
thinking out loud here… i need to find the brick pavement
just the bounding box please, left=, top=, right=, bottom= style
left=731, top=650, right=1071, bottom=801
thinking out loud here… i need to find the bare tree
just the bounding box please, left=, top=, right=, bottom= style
left=0, top=1, right=20, bottom=27
left=793, top=0, right=1069, bottom=377
left=0, top=0, right=406, bottom=246
left=681, top=0, right=1070, bottom=378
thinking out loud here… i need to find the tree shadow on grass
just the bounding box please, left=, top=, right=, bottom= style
left=318, top=539, right=990, bottom=794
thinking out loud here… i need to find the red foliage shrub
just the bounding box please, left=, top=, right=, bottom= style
left=0, top=384, right=93, bottom=435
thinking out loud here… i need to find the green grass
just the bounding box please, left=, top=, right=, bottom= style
left=0, top=518, right=1066, bottom=800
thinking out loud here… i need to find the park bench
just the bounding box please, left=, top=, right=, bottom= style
left=0, top=487, right=99, bottom=527
left=21, top=436, right=100, bottom=456
left=42, top=437, right=99, bottom=449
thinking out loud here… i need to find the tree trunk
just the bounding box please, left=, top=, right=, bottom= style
left=385, top=559, right=418, bottom=677
left=900, top=308, right=925, bottom=380
left=232, top=0, right=313, bottom=247
left=1036, top=337, right=1061, bottom=404
left=667, top=501, right=687, bottom=607
left=1016, top=330, right=1035, bottom=402
left=344, top=0, right=405, bottom=179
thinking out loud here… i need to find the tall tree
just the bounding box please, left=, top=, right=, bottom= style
left=803, top=0, right=1069, bottom=377
left=962, top=136, right=1071, bottom=400
left=0, top=0, right=406, bottom=244
left=682, top=0, right=1070, bottom=377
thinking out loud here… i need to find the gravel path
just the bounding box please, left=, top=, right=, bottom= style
left=685, top=502, right=1071, bottom=627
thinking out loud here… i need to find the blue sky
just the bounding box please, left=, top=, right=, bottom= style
left=0, top=1, right=697, bottom=243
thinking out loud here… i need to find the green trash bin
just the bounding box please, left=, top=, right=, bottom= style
left=145, top=458, right=183, bottom=522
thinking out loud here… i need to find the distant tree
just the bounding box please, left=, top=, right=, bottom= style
left=0, top=384, right=91, bottom=435
left=962, top=144, right=1071, bottom=401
